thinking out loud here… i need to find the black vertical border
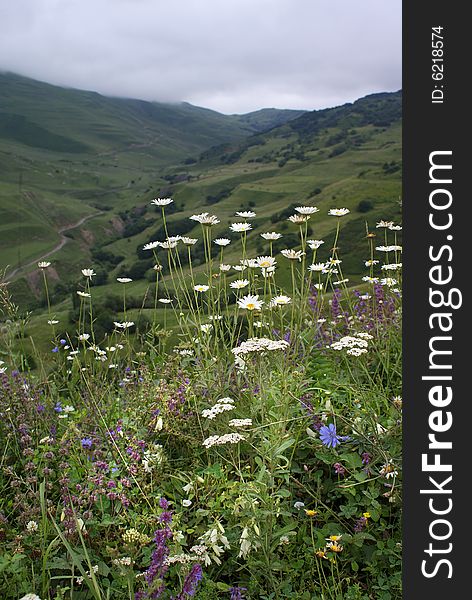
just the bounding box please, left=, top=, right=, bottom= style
left=403, top=3, right=467, bottom=598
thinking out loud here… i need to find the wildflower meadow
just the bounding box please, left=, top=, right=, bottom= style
left=0, top=202, right=402, bottom=599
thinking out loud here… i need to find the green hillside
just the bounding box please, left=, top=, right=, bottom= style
left=0, top=72, right=303, bottom=283
left=0, top=75, right=401, bottom=351
left=0, top=72, right=302, bottom=158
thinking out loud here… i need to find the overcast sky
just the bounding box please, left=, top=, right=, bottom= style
left=0, top=0, right=401, bottom=114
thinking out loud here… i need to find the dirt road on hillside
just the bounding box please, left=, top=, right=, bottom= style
left=4, top=211, right=103, bottom=281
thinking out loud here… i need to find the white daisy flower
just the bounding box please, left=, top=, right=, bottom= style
left=194, top=284, right=210, bottom=292
left=190, top=212, right=220, bottom=225
left=117, top=277, right=132, bottom=283
left=230, top=222, right=252, bottom=233
left=269, top=295, right=292, bottom=307
left=151, top=197, right=174, bottom=206
left=158, top=298, right=173, bottom=304
left=235, top=210, right=256, bottom=218
left=375, top=245, right=402, bottom=252
left=214, top=238, right=231, bottom=246
left=288, top=214, right=310, bottom=223
left=308, top=263, right=326, bottom=272
left=307, top=239, right=324, bottom=250
left=237, top=294, right=264, bottom=311
left=230, top=279, right=250, bottom=290
left=380, top=277, right=398, bottom=287
left=38, top=261, right=51, bottom=269
left=143, top=241, right=160, bottom=250
left=158, top=240, right=178, bottom=249
left=281, top=249, right=305, bottom=261
left=261, top=232, right=282, bottom=240
left=78, top=333, right=90, bottom=341
left=219, top=264, right=232, bottom=272
left=47, top=319, right=59, bottom=325
left=81, top=268, right=95, bottom=278
left=295, top=206, right=319, bottom=215
left=328, top=208, right=350, bottom=217
left=256, top=256, right=277, bottom=269
left=181, top=237, right=198, bottom=245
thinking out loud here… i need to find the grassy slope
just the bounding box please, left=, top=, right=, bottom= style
left=0, top=72, right=302, bottom=284
left=1, top=78, right=401, bottom=353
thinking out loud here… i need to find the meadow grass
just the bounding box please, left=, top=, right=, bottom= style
left=0, top=201, right=402, bottom=600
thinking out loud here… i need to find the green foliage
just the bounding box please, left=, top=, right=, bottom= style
left=357, top=199, right=374, bottom=213
left=0, top=207, right=402, bottom=599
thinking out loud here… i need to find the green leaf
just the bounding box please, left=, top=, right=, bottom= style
left=339, top=452, right=363, bottom=469
left=274, top=437, right=296, bottom=455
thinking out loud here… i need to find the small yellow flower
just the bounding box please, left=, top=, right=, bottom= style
left=363, top=512, right=371, bottom=519
left=305, top=509, right=318, bottom=517
left=328, top=542, right=343, bottom=553
left=315, top=549, right=327, bottom=559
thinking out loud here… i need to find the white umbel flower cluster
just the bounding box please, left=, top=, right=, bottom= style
left=203, top=433, right=245, bottom=448
left=202, top=398, right=236, bottom=420
left=330, top=333, right=372, bottom=356
left=229, top=418, right=253, bottom=427
left=165, top=552, right=201, bottom=566
left=232, top=337, right=290, bottom=356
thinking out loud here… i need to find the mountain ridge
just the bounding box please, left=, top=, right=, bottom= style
left=0, top=72, right=305, bottom=158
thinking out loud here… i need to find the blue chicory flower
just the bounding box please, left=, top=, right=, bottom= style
left=319, top=423, right=345, bottom=448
